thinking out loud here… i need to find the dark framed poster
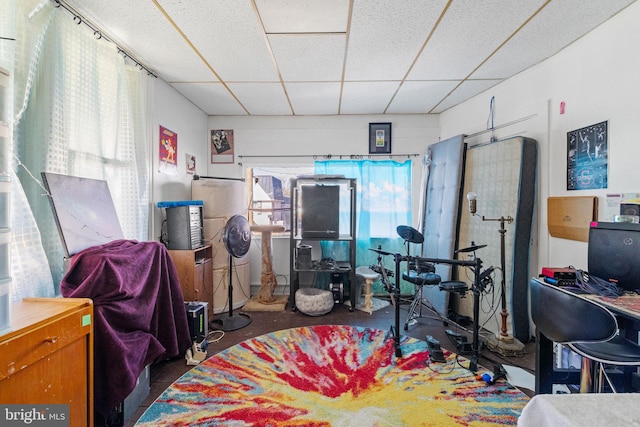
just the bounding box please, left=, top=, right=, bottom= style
left=567, top=120, right=608, bottom=190
left=369, top=122, right=392, bottom=154
left=211, top=129, right=234, bottom=164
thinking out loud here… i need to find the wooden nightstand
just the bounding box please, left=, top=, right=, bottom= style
left=168, top=244, right=214, bottom=319
left=0, top=297, right=94, bottom=427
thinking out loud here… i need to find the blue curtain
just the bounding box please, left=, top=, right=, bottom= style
left=314, top=159, right=413, bottom=294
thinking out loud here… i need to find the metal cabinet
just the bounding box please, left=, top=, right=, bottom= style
left=289, top=176, right=357, bottom=311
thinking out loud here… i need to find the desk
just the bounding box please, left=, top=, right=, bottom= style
left=535, top=288, right=640, bottom=394
left=518, top=393, right=640, bottom=426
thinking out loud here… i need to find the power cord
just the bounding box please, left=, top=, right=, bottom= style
left=566, top=266, right=622, bottom=298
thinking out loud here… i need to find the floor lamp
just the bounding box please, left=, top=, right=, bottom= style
left=467, top=192, right=524, bottom=356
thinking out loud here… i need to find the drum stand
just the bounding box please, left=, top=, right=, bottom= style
left=389, top=252, right=405, bottom=358
left=370, top=243, right=484, bottom=370
left=386, top=253, right=484, bottom=372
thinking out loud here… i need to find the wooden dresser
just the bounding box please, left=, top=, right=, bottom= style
left=0, top=298, right=94, bottom=427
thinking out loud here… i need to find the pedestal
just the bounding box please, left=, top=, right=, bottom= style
left=356, top=266, right=380, bottom=315
left=245, top=224, right=288, bottom=310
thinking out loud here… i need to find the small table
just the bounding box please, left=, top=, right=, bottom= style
left=250, top=224, right=285, bottom=304
left=356, top=266, right=380, bottom=314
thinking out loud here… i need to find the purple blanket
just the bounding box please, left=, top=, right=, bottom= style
left=61, top=239, right=192, bottom=417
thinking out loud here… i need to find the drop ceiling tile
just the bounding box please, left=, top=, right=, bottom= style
left=157, top=0, right=279, bottom=82
left=227, top=82, right=292, bottom=115
left=408, top=0, right=546, bottom=81
left=471, top=0, right=637, bottom=79
left=431, top=80, right=503, bottom=113
left=60, top=0, right=637, bottom=116
left=269, top=34, right=345, bottom=81
left=387, top=81, right=460, bottom=114
left=284, top=82, right=341, bottom=115
left=340, top=81, right=400, bottom=114
left=345, top=0, right=448, bottom=81
left=255, top=0, right=350, bottom=33
left=171, top=82, right=247, bottom=115
left=62, top=0, right=215, bottom=82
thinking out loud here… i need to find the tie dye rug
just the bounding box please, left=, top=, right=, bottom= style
left=136, top=325, right=529, bottom=426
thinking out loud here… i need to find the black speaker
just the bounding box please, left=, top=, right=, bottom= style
left=588, top=221, right=640, bottom=292
left=300, top=185, right=339, bottom=238
left=166, top=204, right=204, bottom=250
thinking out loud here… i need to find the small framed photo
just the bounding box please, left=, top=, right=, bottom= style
left=369, top=122, right=392, bottom=154
left=211, top=129, right=234, bottom=164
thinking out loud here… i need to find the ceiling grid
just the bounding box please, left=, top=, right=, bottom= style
left=60, top=0, right=636, bottom=116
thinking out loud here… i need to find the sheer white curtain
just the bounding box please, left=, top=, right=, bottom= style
left=13, top=0, right=151, bottom=295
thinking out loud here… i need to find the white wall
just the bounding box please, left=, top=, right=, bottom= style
left=207, top=114, right=439, bottom=215
left=207, top=114, right=440, bottom=290
left=150, top=79, right=208, bottom=241
left=439, top=1, right=640, bottom=274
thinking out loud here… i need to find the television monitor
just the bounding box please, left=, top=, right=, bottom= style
left=588, top=221, right=640, bottom=292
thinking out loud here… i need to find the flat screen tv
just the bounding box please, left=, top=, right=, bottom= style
left=588, top=221, right=640, bottom=292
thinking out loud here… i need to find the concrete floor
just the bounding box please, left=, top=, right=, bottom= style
left=117, top=296, right=536, bottom=427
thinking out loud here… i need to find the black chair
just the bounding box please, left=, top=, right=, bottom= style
left=530, top=278, right=640, bottom=393
left=397, top=226, right=443, bottom=330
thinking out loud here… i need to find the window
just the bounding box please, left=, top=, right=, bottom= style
left=247, top=160, right=412, bottom=294
left=314, top=159, right=411, bottom=239
left=248, top=166, right=313, bottom=231
left=13, top=4, right=149, bottom=294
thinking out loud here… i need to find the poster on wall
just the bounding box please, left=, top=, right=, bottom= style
left=211, top=129, right=234, bottom=164
left=159, top=125, right=178, bottom=176
left=186, top=153, right=196, bottom=175
left=567, top=120, right=608, bottom=190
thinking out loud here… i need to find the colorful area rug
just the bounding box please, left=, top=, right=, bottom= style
left=136, top=325, right=529, bottom=426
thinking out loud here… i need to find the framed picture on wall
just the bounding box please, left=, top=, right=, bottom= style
left=159, top=125, right=178, bottom=176
left=566, top=120, right=608, bottom=190
left=211, top=129, right=235, bottom=164
left=369, top=122, right=392, bottom=154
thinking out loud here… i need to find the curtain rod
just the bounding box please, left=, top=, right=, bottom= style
left=463, top=114, right=537, bottom=140
left=54, top=0, right=157, bottom=78
left=238, top=153, right=419, bottom=160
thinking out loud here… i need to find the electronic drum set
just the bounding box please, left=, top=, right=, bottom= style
left=369, top=225, right=491, bottom=372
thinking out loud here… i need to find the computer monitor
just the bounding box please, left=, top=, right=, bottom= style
left=588, top=221, right=640, bottom=292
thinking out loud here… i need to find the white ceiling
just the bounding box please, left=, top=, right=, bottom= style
left=61, top=0, right=635, bottom=116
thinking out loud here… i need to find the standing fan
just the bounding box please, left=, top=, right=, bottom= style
left=210, top=214, right=252, bottom=331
